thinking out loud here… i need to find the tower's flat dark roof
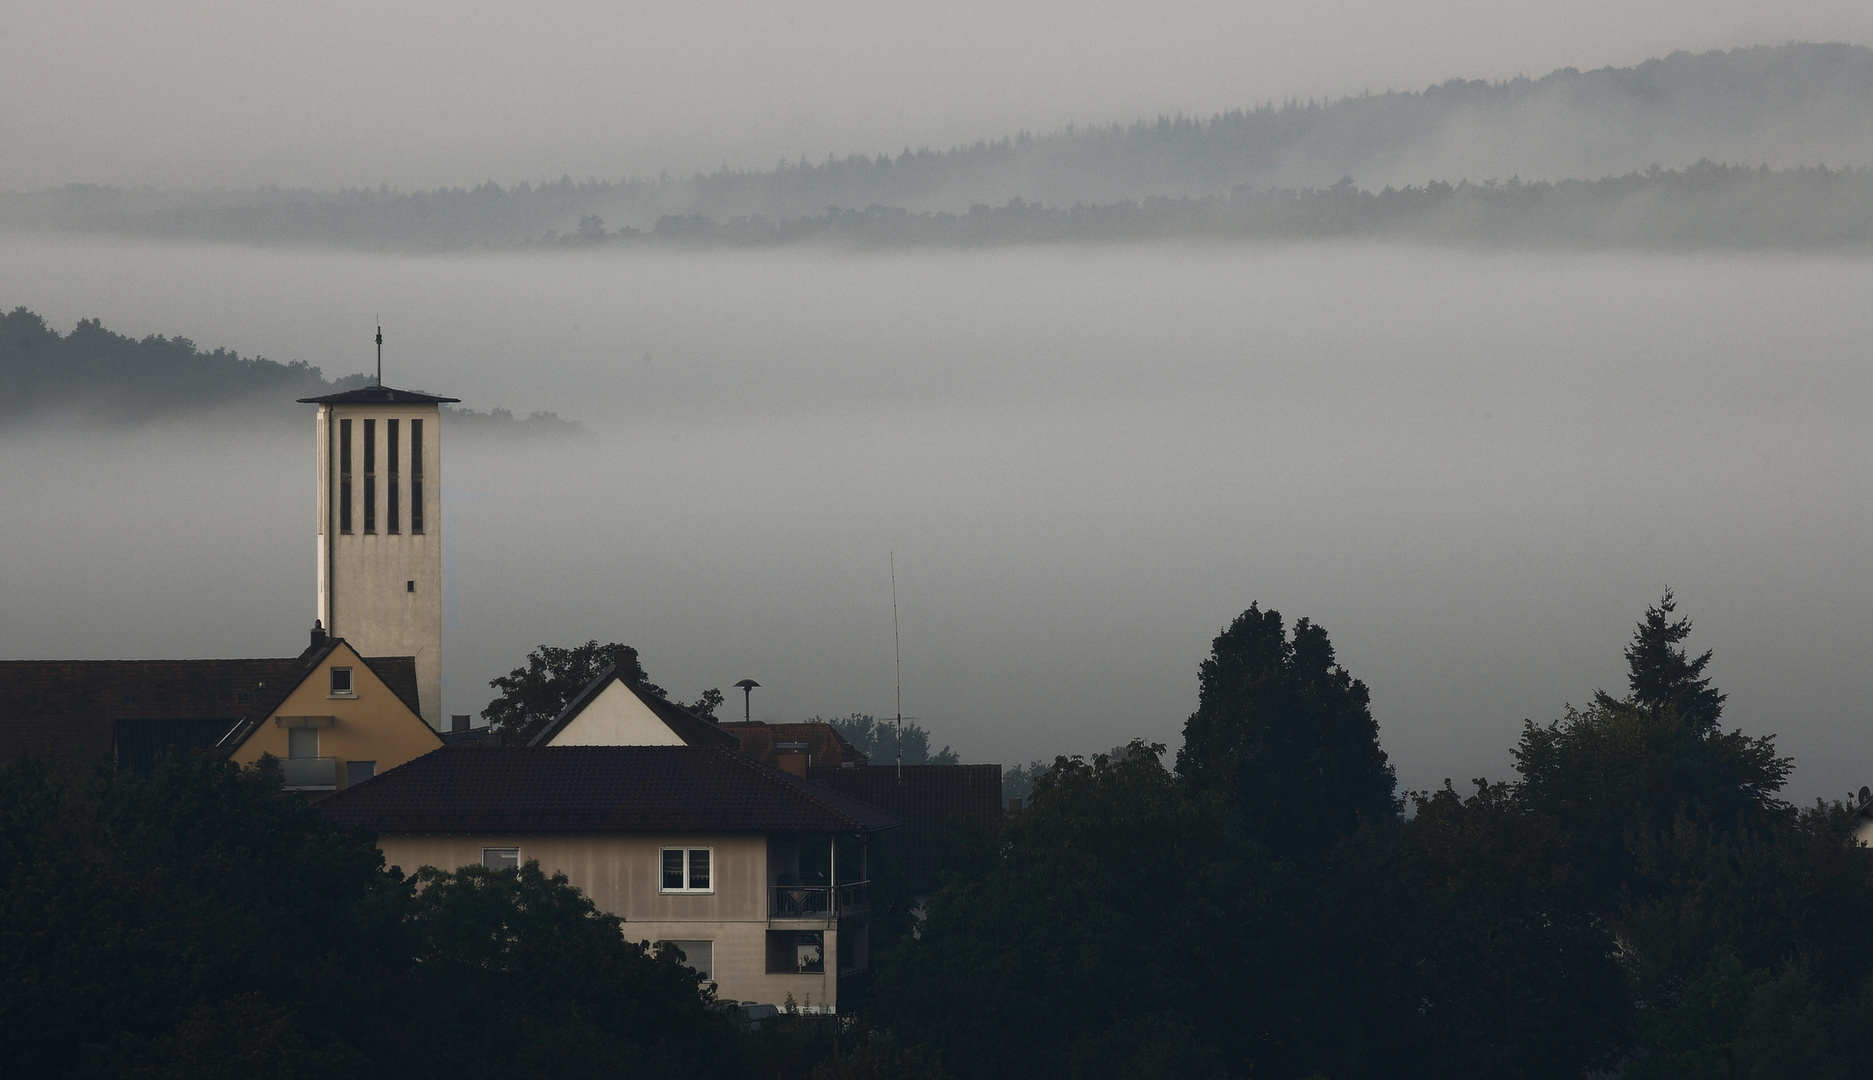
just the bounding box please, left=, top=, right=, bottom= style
left=297, top=385, right=460, bottom=405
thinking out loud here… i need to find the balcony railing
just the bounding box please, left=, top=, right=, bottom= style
left=281, top=756, right=338, bottom=790
left=769, top=881, right=869, bottom=920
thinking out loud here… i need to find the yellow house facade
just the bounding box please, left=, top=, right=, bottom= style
left=221, top=630, right=441, bottom=792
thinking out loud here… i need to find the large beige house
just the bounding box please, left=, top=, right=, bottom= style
left=318, top=745, right=901, bottom=1013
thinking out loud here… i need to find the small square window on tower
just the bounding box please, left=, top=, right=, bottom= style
left=406, top=580, right=415, bottom=593
left=329, top=667, right=355, bottom=698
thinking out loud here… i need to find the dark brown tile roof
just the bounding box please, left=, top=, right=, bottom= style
left=807, top=764, right=1003, bottom=894
left=296, top=385, right=459, bottom=405
left=0, top=656, right=299, bottom=760
left=719, top=722, right=868, bottom=768
left=528, top=662, right=739, bottom=749
left=0, top=641, right=422, bottom=761
left=316, top=746, right=904, bottom=835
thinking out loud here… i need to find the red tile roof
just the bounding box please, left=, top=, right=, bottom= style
left=316, top=746, right=904, bottom=835
left=719, top=722, right=868, bottom=769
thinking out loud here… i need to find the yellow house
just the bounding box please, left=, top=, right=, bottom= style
left=219, top=625, right=441, bottom=792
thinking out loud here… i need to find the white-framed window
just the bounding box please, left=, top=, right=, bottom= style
left=482, top=847, right=519, bottom=872
left=660, top=847, right=713, bottom=893
left=654, top=939, right=714, bottom=981
left=329, top=667, right=355, bottom=698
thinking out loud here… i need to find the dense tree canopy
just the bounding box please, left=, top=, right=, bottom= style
left=1176, top=604, right=1397, bottom=857
left=9, top=592, right=1872, bottom=1079
left=0, top=754, right=730, bottom=1079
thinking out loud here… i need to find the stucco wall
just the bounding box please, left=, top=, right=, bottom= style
left=545, top=680, right=686, bottom=746
left=229, top=640, right=441, bottom=775
left=378, top=832, right=842, bottom=1010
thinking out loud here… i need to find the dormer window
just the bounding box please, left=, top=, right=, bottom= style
left=329, top=667, right=356, bottom=698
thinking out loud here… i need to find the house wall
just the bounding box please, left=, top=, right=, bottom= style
left=229, top=641, right=441, bottom=776
left=316, top=403, right=443, bottom=727
left=546, top=681, right=686, bottom=746
left=378, top=831, right=843, bottom=1011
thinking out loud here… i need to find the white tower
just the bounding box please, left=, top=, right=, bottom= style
left=300, top=376, right=458, bottom=729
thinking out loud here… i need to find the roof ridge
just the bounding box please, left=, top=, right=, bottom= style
left=711, top=746, right=876, bottom=832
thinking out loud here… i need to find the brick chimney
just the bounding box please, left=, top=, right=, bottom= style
left=310, top=620, right=327, bottom=649
left=612, top=645, right=644, bottom=683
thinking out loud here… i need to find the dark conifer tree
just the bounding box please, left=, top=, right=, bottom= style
left=1176, top=604, right=1397, bottom=857
left=1593, top=589, right=1726, bottom=729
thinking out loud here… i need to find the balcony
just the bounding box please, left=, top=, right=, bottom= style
left=769, top=881, right=870, bottom=920
left=281, top=756, right=338, bottom=791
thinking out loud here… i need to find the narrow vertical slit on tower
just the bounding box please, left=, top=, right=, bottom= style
left=410, top=419, right=424, bottom=535
left=364, top=419, right=377, bottom=535
left=387, top=419, right=401, bottom=534
left=339, top=418, right=353, bottom=534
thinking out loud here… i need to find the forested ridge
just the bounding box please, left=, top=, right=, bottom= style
left=6, top=593, right=1871, bottom=1078
left=0, top=307, right=582, bottom=431
left=3, top=43, right=1868, bottom=250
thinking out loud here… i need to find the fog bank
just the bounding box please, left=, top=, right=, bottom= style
left=1, top=238, right=1867, bottom=802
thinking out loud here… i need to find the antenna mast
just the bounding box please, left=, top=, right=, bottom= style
left=375, top=322, right=383, bottom=386
left=891, top=551, right=903, bottom=784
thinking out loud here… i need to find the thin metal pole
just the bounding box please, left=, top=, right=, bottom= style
left=891, top=552, right=902, bottom=784
left=375, top=323, right=383, bottom=386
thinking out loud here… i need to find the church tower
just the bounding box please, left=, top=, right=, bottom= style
left=300, top=374, right=458, bottom=729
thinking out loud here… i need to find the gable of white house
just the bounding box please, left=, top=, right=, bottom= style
left=546, top=679, right=688, bottom=746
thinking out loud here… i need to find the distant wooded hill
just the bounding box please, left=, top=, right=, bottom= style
left=0, top=308, right=582, bottom=431
left=1, top=43, right=1868, bottom=250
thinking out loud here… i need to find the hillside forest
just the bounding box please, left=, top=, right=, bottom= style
left=0, top=307, right=581, bottom=432
left=2, top=44, right=1868, bottom=251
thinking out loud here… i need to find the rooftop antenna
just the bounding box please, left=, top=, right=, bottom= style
left=375, top=321, right=383, bottom=386
left=891, top=551, right=903, bottom=784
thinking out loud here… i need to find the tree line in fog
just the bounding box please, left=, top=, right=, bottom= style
left=1, top=43, right=1867, bottom=251
left=0, top=307, right=582, bottom=432
left=564, top=162, right=1873, bottom=250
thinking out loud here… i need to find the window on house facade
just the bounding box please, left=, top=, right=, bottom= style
left=344, top=760, right=376, bottom=786
left=655, top=940, right=714, bottom=981
left=288, top=727, right=319, bottom=759
left=482, top=848, right=520, bottom=871
left=766, top=930, right=824, bottom=974
left=329, top=667, right=354, bottom=697
left=661, top=848, right=712, bottom=892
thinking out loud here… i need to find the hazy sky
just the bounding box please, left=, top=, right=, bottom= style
left=2, top=0, right=1869, bottom=190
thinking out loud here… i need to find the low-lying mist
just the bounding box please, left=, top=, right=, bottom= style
left=2, top=236, right=1866, bottom=801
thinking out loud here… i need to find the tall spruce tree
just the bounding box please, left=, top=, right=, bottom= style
left=1592, top=589, right=1726, bottom=729
left=1176, top=604, right=1397, bottom=857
